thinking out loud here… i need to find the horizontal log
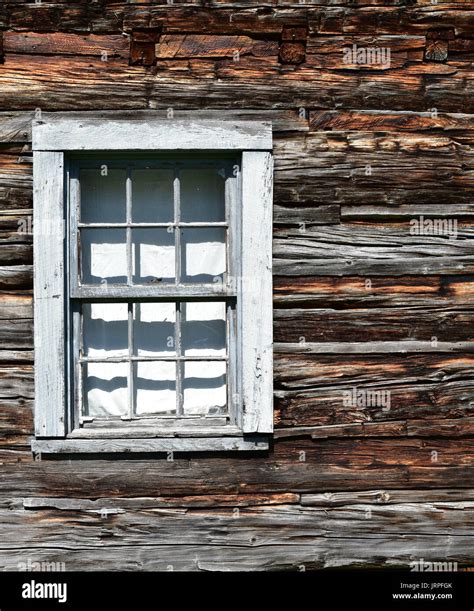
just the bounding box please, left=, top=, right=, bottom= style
left=3, top=4, right=473, bottom=37
left=0, top=502, right=472, bottom=557
left=0, top=244, right=31, bottom=265
left=274, top=132, right=474, bottom=203
left=273, top=276, right=474, bottom=308
left=275, top=341, right=474, bottom=354
left=3, top=32, right=130, bottom=57
left=0, top=398, right=33, bottom=437
left=0, top=266, right=32, bottom=289
left=0, top=319, right=32, bottom=349
left=274, top=204, right=340, bottom=225
left=1, top=437, right=473, bottom=497
left=0, top=366, right=33, bottom=399
left=20, top=493, right=300, bottom=512
left=274, top=352, right=474, bottom=389
left=122, top=7, right=308, bottom=35
left=310, top=7, right=474, bottom=37
left=274, top=306, right=474, bottom=342
left=275, top=375, right=474, bottom=428
left=274, top=417, right=474, bottom=440
left=342, top=204, right=474, bottom=221
left=274, top=222, right=474, bottom=276
left=0, top=537, right=472, bottom=571
left=301, top=488, right=474, bottom=506
left=1, top=54, right=472, bottom=112
left=0, top=292, right=31, bottom=319
left=310, top=109, right=474, bottom=133
left=0, top=350, right=33, bottom=364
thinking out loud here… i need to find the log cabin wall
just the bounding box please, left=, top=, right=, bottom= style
left=0, top=1, right=473, bottom=570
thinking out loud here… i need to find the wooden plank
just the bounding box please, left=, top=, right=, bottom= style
left=32, top=119, right=273, bottom=151
left=69, top=423, right=242, bottom=439
left=32, top=437, right=269, bottom=454
left=241, top=151, right=273, bottom=433
left=33, top=151, right=65, bottom=437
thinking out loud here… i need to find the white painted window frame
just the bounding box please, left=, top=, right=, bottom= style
left=32, top=119, right=273, bottom=454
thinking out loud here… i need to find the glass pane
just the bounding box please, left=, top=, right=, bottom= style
left=132, top=228, right=175, bottom=284
left=133, top=302, right=176, bottom=357
left=80, top=168, right=126, bottom=224
left=83, top=362, right=128, bottom=418
left=132, top=169, right=174, bottom=223
left=83, top=303, right=128, bottom=358
left=181, top=302, right=226, bottom=357
left=180, top=228, right=226, bottom=283
left=135, top=361, right=176, bottom=416
left=183, top=361, right=227, bottom=416
left=81, top=229, right=127, bottom=285
left=180, top=168, right=226, bottom=223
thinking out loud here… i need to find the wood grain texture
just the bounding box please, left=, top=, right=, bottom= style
left=241, top=151, right=274, bottom=433
left=32, top=437, right=270, bottom=454
left=33, top=118, right=273, bottom=151
left=32, top=152, right=65, bottom=437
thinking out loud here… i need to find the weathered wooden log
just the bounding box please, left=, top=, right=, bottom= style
left=274, top=352, right=474, bottom=389
left=0, top=54, right=472, bottom=112
left=3, top=32, right=130, bottom=58
left=273, top=223, right=474, bottom=276
left=0, top=266, right=32, bottom=289
left=274, top=417, right=474, bottom=440
left=275, top=378, right=474, bottom=428
left=0, top=436, right=473, bottom=497
left=274, top=306, right=474, bottom=342
left=273, top=275, right=474, bottom=308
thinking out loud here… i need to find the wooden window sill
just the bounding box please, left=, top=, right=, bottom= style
left=31, top=436, right=269, bottom=454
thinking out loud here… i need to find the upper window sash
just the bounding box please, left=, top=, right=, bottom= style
left=68, top=157, right=239, bottom=299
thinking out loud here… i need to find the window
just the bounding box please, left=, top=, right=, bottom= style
left=32, top=119, right=273, bottom=453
